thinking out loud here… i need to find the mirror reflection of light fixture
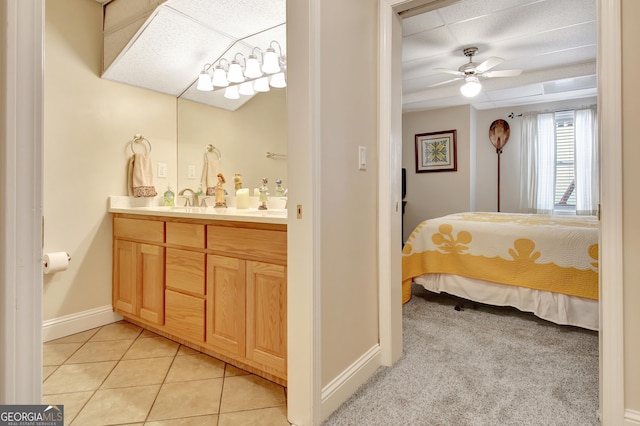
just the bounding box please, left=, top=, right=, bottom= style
left=227, top=53, right=245, bottom=83
left=269, top=72, right=287, bottom=88
left=262, top=41, right=283, bottom=74
left=197, top=65, right=213, bottom=91
left=245, top=48, right=263, bottom=79
left=254, top=77, right=270, bottom=93
left=460, top=76, right=481, bottom=97
left=211, top=59, right=229, bottom=87
left=224, top=85, right=240, bottom=100
left=239, top=81, right=255, bottom=96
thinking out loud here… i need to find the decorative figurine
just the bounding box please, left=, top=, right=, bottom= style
left=234, top=173, right=243, bottom=191
left=214, top=173, right=227, bottom=208
left=275, top=178, right=286, bottom=196
left=258, top=177, right=269, bottom=210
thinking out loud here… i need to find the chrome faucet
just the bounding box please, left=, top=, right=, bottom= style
left=179, top=188, right=197, bottom=206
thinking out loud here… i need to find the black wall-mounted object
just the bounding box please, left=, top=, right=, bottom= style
left=402, top=168, right=406, bottom=200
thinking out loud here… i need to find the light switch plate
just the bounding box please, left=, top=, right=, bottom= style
left=157, top=162, right=167, bottom=178
left=358, top=146, right=367, bottom=170
left=188, top=165, right=196, bottom=179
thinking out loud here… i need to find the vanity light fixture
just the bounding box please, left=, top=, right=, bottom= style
left=460, top=76, right=482, bottom=97
left=196, top=40, right=286, bottom=95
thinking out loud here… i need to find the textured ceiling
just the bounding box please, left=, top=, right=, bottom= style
left=101, top=0, right=286, bottom=111
left=401, top=0, right=597, bottom=112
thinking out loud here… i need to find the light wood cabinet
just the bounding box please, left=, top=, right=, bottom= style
left=112, top=213, right=287, bottom=384
left=113, top=223, right=165, bottom=325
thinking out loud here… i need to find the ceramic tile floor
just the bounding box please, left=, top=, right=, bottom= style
left=43, top=321, right=290, bottom=426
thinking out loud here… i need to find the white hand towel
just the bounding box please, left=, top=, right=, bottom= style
left=201, top=152, right=220, bottom=195
left=128, top=153, right=157, bottom=197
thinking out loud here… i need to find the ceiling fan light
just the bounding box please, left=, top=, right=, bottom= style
left=212, top=66, right=229, bottom=87
left=460, top=77, right=481, bottom=97
left=197, top=70, right=213, bottom=91
left=254, top=77, right=270, bottom=92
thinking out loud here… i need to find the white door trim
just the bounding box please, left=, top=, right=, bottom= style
left=0, top=0, right=44, bottom=403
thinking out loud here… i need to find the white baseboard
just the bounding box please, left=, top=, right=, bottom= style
left=626, top=409, right=640, bottom=425
left=320, top=344, right=381, bottom=422
left=42, top=305, right=123, bottom=342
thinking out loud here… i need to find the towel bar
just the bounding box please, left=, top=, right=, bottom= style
left=266, top=151, right=287, bottom=159
left=129, top=134, right=152, bottom=154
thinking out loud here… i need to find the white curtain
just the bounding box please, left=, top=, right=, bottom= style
left=519, top=113, right=555, bottom=214
left=574, top=108, right=599, bottom=215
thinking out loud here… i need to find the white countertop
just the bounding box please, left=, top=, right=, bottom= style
left=108, top=196, right=287, bottom=225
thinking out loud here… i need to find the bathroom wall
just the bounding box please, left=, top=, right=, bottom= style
left=177, top=90, right=287, bottom=197
left=43, top=0, right=177, bottom=333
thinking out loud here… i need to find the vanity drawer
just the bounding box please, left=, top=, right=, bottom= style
left=207, top=225, right=287, bottom=264
left=166, top=222, right=205, bottom=248
left=166, top=248, right=205, bottom=296
left=113, top=217, right=164, bottom=243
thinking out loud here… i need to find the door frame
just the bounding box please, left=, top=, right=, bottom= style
left=377, top=0, right=624, bottom=424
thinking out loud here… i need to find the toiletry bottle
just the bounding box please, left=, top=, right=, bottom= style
left=164, top=186, right=175, bottom=206
left=197, top=184, right=204, bottom=197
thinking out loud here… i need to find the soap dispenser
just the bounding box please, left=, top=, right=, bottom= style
left=163, top=186, right=175, bottom=206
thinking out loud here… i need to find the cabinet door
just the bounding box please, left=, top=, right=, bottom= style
left=113, top=240, right=137, bottom=315
left=246, top=261, right=287, bottom=376
left=206, top=255, right=246, bottom=356
left=138, top=243, right=165, bottom=325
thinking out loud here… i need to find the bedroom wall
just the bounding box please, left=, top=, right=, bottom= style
left=402, top=97, right=597, bottom=242
left=402, top=105, right=473, bottom=241
left=43, top=0, right=177, bottom=326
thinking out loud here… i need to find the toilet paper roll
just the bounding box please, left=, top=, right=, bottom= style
left=43, top=252, right=70, bottom=274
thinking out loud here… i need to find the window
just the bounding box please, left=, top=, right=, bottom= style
left=554, top=110, right=576, bottom=212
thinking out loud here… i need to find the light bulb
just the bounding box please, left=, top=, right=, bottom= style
left=227, top=61, right=244, bottom=83
left=239, top=81, right=255, bottom=96
left=254, top=77, right=270, bottom=93
left=196, top=71, right=213, bottom=91
left=460, top=77, right=481, bottom=97
left=262, top=48, right=280, bottom=74
left=224, top=85, right=240, bottom=100
left=211, top=65, right=229, bottom=87
left=245, top=55, right=262, bottom=79
left=269, top=72, right=287, bottom=88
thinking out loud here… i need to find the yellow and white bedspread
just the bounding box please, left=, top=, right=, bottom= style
left=402, top=212, right=599, bottom=303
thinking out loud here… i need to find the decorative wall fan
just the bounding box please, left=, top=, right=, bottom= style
left=431, top=47, right=523, bottom=97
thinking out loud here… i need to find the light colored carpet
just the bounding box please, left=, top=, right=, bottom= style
left=324, top=284, right=599, bottom=426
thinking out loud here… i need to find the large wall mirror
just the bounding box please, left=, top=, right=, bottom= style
left=176, top=23, right=287, bottom=203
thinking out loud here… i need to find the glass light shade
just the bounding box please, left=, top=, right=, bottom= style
left=262, top=48, right=280, bottom=74
left=197, top=71, right=213, bottom=91
left=253, top=77, right=270, bottom=92
left=245, top=55, right=262, bottom=79
left=224, top=85, right=240, bottom=100
left=239, top=81, right=255, bottom=96
left=211, top=66, right=229, bottom=87
left=227, top=61, right=244, bottom=83
left=269, top=72, right=287, bottom=88
left=460, top=77, right=481, bottom=97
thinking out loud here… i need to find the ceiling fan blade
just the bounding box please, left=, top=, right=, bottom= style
left=475, top=56, right=504, bottom=73
left=428, top=76, right=464, bottom=88
left=433, top=68, right=464, bottom=77
left=483, top=69, right=523, bottom=78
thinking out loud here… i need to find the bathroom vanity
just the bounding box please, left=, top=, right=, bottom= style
left=109, top=201, right=287, bottom=385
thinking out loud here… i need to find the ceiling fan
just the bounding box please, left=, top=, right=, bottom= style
left=431, top=47, right=523, bottom=97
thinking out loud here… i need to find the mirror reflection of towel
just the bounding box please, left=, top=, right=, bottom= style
left=128, top=153, right=157, bottom=197
left=201, top=152, right=219, bottom=195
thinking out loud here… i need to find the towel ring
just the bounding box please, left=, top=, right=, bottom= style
left=206, top=144, right=222, bottom=160
left=129, top=134, right=152, bottom=155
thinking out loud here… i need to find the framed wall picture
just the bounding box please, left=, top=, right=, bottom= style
left=415, top=130, right=457, bottom=173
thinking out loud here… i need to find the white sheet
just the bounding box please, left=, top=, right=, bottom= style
left=414, top=273, right=598, bottom=331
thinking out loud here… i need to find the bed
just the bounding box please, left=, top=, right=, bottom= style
left=402, top=212, right=599, bottom=330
